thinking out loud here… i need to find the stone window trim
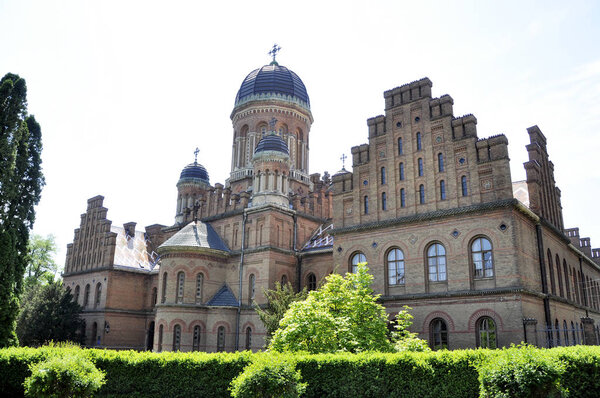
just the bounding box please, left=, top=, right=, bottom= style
left=192, top=325, right=201, bottom=351
left=195, top=273, right=204, bottom=304
left=94, top=282, right=102, bottom=308
left=83, top=284, right=90, bottom=308
left=248, top=274, right=256, bottom=304
left=176, top=271, right=185, bottom=304
left=161, top=272, right=168, bottom=304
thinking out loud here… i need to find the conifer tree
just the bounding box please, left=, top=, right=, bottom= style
left=0, top=73, right=44, bottom=347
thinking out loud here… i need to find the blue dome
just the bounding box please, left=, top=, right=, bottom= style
left=254, top=134, right=289, bottom=155
left=235, top=64, right=310, bottom=107
left=179, top=162, right=209, bottom=184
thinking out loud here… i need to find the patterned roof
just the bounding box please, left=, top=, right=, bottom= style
left=111, top=226, right=159, bottom=271
left=235, top=64, right=310, bottom=106
left=179, top=161, right=209, bottom=184
left=302, top=222, right=334, bottom=252
left=158, top=221, right=229, bottom=252
left=254, top=133, right=289, bottom=155
left=206, top=284, right=238, bottom=307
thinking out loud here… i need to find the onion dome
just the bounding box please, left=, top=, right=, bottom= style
left=179, top=161, right=209, bottom=185
left=234, top=64, right=310, bottom=109
left=254, top=133, right=289, bottom=156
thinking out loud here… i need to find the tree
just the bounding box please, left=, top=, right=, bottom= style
left=271, top=263, right=409, bottom=354
left=24, top=234, right=58, bottom=289
left=254, top=282, right=307, bottom=346
left=0, top=73, right=44, bottom=347
left=16, top=280, right=84, bottom=346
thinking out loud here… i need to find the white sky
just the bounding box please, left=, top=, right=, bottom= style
left=1, top=0, right=599, bottom=268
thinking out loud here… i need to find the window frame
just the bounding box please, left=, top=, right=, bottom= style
left=476, top=316, right=497, bottom=349
left=350, top=252, right=367, bottom=273
left=386, top=247, right=405, bottom=286
left=176, top=271, right=185, bottom=304
left=196, top=273, right=204, bottom=304
left=307, top=273, right=317, bottom=291
left=429, top=318, right=448, bottom=350
left=173, top=324, right=181, bottom=351
left=427, top=242, right=447, bottom=282
left=471, top=236, right=494, bottom=279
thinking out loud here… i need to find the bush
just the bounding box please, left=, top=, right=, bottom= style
left=230, top=354, right=306, bottom=398
left=553, top=345, right=600, bottom=398
left=477, top=345, right=566, bottom=398
left=24, top=354, right=105, bottom=398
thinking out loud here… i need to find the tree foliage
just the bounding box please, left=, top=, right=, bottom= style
left=270, top=263, right=414, bottom=354
left=24, top=234, right=58, bottom=290
left=0, top=73, right=44, bottom=347
left=16, top=280, right=84, bottom=347
left=254, top=282, right=307, bottom=346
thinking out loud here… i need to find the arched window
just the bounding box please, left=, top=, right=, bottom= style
left=91, top=322, right=98, bottom=346
left=83, top=284, right=90, bottom=308
left=461, top=176, right=468, bottom=196
left=196, top=273, right=204, bottom=304
left=563, top=261, right=570, bottom=300
left=173, top=324, right=181, bottom=351
left=399, top=162, right=405, bottom=180
left=307, top=273, right=317, bottom=291
left=418, top=158, right=424, bottom=176
left=563, top=320, right=569, bottom=346
left=440, top=180, right=446, bottom=200
left=416, top=132, right=422, bottom=150
left=192, top=325, right=201, bottom=351
left=397, top=137, right=403, bottom=155
left=245, top=327, right=252, bottom=350
left=74, top=285, right=80, bottom=304
left=94, top=283, right=102, bottom=308
left=381, top=167, right=386, bottom=184
left=176, top=271, right=185, bottom=304
left=151, top=287, right=157, bottom=306
left=400, top=188, right=406, bottom=207
left=555, top=319, right=561, bottom=346
left=547, top=250, right=556, bottom=295
left=556, top=255, right=564, bottom=297
left=427, top=243, right=446, bottom=282
left=387, top=248, right=405, bottom=286
left=364, top=196, right=369, bottom=214
left=438, top=153, right=444, bottom=172
left=248, top=274, right=256, bottom=304
left=281, top=274, right=288, bottom=285
left=351, top=252, right=367, bottom=273
left=571, top=321, right=576, bottom=344
left=430, top=318, right=448, bottom=350
left=477, top=317, right=497, bottom=348
left=217, top=326, right=225, bottom=352
left=381, top=192, right=387, bottom=210
left=157, top=324, right=163, bottom=352
left=472, top=237, right=493, bottom=278
left=419, top=185, right=425, bottom=204
left=161, top=272, right=168, bottom=303
left=580, top=322, right=584, bottom=343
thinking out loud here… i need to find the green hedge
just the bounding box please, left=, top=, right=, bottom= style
left=1, top=346, right=600, bottom=397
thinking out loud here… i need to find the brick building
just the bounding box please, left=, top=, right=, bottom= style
left=62, top=58, right=600, bottom=352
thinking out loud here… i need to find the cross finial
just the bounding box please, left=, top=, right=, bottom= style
left=194, top=147, right=200, bottom=164
left=268, top=44, right=281, bottom=65
left=340, top=153, right=347, bottom=169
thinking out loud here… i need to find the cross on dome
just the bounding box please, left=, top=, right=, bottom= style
left=194, top=147, right=200, bottom=164
left=268, top=44, right=281, bottom=65
left=340, top=153, right=347, bottom=169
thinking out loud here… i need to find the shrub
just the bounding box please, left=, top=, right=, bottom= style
left=23, top=354, right=105, bottom=398
left=230, top=354, right=306, bottom=398
left=553, top=345, right=600, bottom=398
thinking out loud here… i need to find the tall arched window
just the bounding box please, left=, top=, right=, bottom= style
left=176, top=271, right=185, bottom=304
left=397, top=137, right=403, bottom=155
left=563, top=320, right=569, bottom=346
left=430, top=318, right=448, bottom=350
left=364, top=196, right=369, bottom=214
left=94, top=283, right=102, bottom=308
left=192, top=325, right=201, bottom=351
left=74, top=285, right=80, bottom=304
left=161, top=272, right=168, bottom=303
left=307, top=273, right=317, bottom=291
left=173, top=324, right=181, bottom=351
left=387, top=248, right=405, bottom=286
left=418, top=158, right=424, bottom=176
left=555, top=319, right=561, bottom=346
left=563, top=261, right=571, bottom=300
left=438, top=153, right=444, bottom=172
left=381, top=192, right=387, bottom=210
left=399, top=162, right=405, bottom=180
left=477, top=317, right=497, bottom=348
left=351, top=252, right=367, bottom=273
left=427, top=243, right=446, bottom=282
left=151, top=287, right=157, bottom=306
left=196, top=273, right=204, bottom=304
left=400, top=188, right=406, bottom=207
left=440, top=180, right=446, bottom=200
left=83, top=284, right=90, bottom=308
left=157, top=325, right=163, bottom=352
left=381, top=167, right=386, bottom=184
left=217, top=326, right=225, bottom=352
left=472, top=237, right=493, bottom=278
left=419, top=185, right=425, bottom=204
left=245, top=327, right=252, bottom=350
left=248, top=274, right=256, bottom=304
left=281, top=274, right=288, bottom=285
left=461, top=176, right=468, bottom=196
left=416, top=132, right=422, bottom=150
left=547, top=250, right=556, bottom=295
left=556, top=255, right=564, bottom=297
left=571, top=321, right=576, bottom=344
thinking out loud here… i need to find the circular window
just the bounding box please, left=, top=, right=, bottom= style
left=363, top=180, right=368, bottom=186
left=396, top=121, right=402, bottom=128
left=415, top=117, right=420, bottom=122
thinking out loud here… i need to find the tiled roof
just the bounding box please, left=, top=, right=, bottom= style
left=302, top=222, right=334, bottom=252
left=158, top=221, right=229, bottom=252
left=206, top=284, right=239, bottom=307
left=111, top=226, right=158, bottom=271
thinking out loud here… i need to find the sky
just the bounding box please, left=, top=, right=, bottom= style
left=1, top=0, right=599, bottom=268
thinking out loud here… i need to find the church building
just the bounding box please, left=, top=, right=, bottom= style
left=62, top=52, right=600, bottom=351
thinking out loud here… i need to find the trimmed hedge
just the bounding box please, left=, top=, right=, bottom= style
left=1, top=346, right=600, bottom=397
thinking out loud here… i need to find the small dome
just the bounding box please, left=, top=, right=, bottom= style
left=254, top=134, right=289, bottom=155
left=235, top=64, right=310, bottom=107
left=179, top=162, right=209, bottom=184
